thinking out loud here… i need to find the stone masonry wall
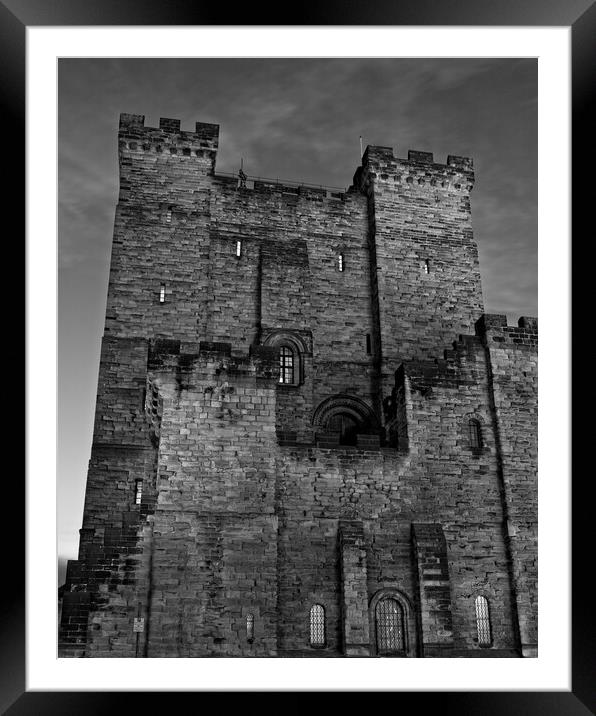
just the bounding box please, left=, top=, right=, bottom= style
left=105, top=115, right=217, bottom=345
left=270, top=332, right=521, bottom=656
left=401, top=333, right=521, bottom=654
left=209, top=174, right=378, bottom=423
left=63, top=330, right=525, bottom=657
left=60, top=335, right=158, bottom=656
left=356, top=146, right=485, bottom=400
left=477, top=314, right=538, bottom=656
left=143, top=345, right=280, bottom=656
left=107, top=115, right=380, bottom=433
left=412, top=523, right=454, bottom=657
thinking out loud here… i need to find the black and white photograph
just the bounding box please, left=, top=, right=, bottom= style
left=57, top=57, right=539, bottom=659
left=12, top=8, right=588, bottom=707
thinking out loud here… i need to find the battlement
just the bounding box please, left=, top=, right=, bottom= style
left=393, top=329, right=488, bottom=394
left=118, top=113, right=219, bottom=160
left=399, top=356, right=465, bottom=393
left=118, top=113, right=473, bottom=198
left=393, top=314, right=538, bottom=394
left=147, top=338, right=279, bottom=384
left=354, top=144, right=474, bottom=193
left=361, top=144, right=473, bottom=170
left=475, top=314, right=538, bottom=348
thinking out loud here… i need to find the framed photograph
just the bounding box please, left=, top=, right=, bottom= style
left=12, top=0, right=588, bottom=710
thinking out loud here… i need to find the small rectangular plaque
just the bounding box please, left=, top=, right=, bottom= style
left=133, top=617, right=145, bottom=632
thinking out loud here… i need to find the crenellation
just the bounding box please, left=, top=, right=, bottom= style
left=476, top=314, right=538, bottom=350
left=360, top=145, right=475, bottom=192
left=408, top=150, right=434, bottom=163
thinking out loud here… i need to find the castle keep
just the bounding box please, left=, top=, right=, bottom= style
left=59, top=113, right=538, bottom=658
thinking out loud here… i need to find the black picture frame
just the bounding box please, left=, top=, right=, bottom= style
left=10, top=0, right=590, bottom=711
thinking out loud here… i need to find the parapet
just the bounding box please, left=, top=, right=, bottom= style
left=396, top=330, right=489, bottom=396
left=146, top=338, right=279, bottom=384
left=398, top=356, right=465, bottom=394
left=118, top=113, right=219, bottom=163
left=212, top=173, right=350, bottom=204
left=353, top=144, right=474, bottom=193
left=475, top=314, right=538, bottom=348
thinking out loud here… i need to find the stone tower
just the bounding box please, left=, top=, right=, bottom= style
left=59, top=114, right=537, bottom=658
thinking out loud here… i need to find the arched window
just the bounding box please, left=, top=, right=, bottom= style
left=246, top=613, right=254, bottom=644
left=279, top=346, right=295, bottom=385
left=264, top=331, right=307, bottom=387
left=375, top=597, right=406, bottom=655
left=468, top=418, right=483, bottom=450
left=309, top=604, right=326, bottom=647
left=475, top=595, right=492, bottom=647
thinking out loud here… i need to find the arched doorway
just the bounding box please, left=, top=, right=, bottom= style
left=327, top=412, right=360, bottom=446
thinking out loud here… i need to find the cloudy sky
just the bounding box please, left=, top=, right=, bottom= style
left=58, top=58, right=537, bottom=578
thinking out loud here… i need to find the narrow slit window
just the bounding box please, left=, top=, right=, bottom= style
left=279, top=346, right=294, bottom=384
left=475, top=595, right=492, bottom=646
left=246, top=613, right=254, bottom=643
left=468, top=419, right=482, bottom=450
left=424, top=259, right=430, bottom=274
left=236, top=240, right=242, bottom=258
left=159, top=284, right=166, bottom=303
left=309, top=604, right=325, bottom=647
left=134, top=480, right=143, bottom=505
left=366, top=334, right=372, bottom=355
left=338, top=253, right=344, bottom=272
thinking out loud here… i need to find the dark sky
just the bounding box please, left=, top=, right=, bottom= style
left=58, top=58, right=537, bottom=577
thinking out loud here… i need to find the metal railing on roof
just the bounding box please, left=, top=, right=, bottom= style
left=214, top=171, right=348, bottom=194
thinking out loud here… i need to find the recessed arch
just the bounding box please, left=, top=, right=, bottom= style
left=312, top=394, right=381, bottom=440
left=263, top=330, right=309, bottom=355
